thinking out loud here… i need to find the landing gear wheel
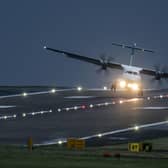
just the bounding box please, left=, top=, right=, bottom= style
left=138, top=90, right=143, bottom=96
left=111, top=83, right=116, bottom=92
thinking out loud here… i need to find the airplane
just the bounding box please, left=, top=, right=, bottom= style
left=44, top=43, right=168, bottom=96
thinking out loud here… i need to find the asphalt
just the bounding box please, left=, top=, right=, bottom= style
left=0, top=87, right=168, bottom=146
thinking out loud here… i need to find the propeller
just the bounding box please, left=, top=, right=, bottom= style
left=151, top=64, right=168, bottom=86
left=96, top=53, right=114, bottom=75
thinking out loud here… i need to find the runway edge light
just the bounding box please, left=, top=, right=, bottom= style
left=77, top=86, right=82, bottom=91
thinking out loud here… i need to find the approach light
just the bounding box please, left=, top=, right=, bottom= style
left=160, top=95, right=163, bottom=99
left=66, top=108, right=70, bottom=111
left=57, top=108, right=61, bottom=112
left=98, top=133, right=102, bottom=138
left=82, top=105, right=86, bottom=109
left=77, top=86, right=82, bottom=91
left=4, top=116, right=7, bottom=119
left=119, top=100, right=123, bottom=104
left=74, top=106, right=78, bottom=110
left=22, top=113, right=26, bottom=117
left=105, top=102, right=109, bottom=106
left=89, top=104, right=93, bottom=108
left=13, top=114, right=16, bottom=118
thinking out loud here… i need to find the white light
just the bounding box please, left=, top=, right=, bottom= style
left=128, top=83, right=139, bottom=91
left=119, top=80, right=126, bottom=88
left=23, top=92, right=27, bottom=97
left=22, top=113, right=26, bottom=117
left=4, top=116, right=7, bottom=119
left=160, top=95, right=163, bottom=98
left=57, top=108, right=61, bottom=112
left=66, top=108, right=70, bottom=111
left=51, top=89, right=56, bottom=93
left=103, top=86, right=107, bottom=90
left=58, top=140, right=63, bottom=145
left=77, top=86, right=82, bottom=91
left=49, top=109, right=52, bottom=113
left=147, top=97, right=150, bottom=100
left=13, top=114, right=16, bottom=118
left=74, top=106, right=78, bottom=110
left=44, top=46, right=47, bottom=49
left=32, top=112, right=35, bottom=115
left=134, top=126, right=139, bottom=131
left=98, top=133, right=102, bottom=138
left=105, top=102, right=108, bottom=106
left=89, top=104, right=93, bottom=108
left=119, top=100, right=123, bottom=104
left=131, top=83, right=139, bottom=91
left=41, top=111, right=44, bottom=114
left=112, top=101, right=116, bottom=104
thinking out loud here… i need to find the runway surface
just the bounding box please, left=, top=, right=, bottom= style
left=0, top=86, right=168, bottom=146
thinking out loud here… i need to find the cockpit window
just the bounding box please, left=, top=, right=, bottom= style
left=126, top=71, right=138, bottom=75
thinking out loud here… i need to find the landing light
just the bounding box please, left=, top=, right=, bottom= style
left=119, top=80, right=126, bottom=88
left=131, top=83, right=139, bottom=91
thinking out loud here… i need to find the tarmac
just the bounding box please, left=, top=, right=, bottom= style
left=0, top=86, right=168, bottom=146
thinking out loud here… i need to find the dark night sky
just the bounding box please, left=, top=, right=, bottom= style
left=0, top=0, right=168, bottom=88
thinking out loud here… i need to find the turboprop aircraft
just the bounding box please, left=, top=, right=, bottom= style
left=44, top=43, right=168, bottom=96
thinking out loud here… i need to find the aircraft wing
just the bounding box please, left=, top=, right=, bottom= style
left=44, top=47, right=123, bottom=70
left=140, top=68, right=168, bottom=79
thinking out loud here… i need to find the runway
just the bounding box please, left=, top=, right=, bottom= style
left=0, top=86, right=168, bottom=146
